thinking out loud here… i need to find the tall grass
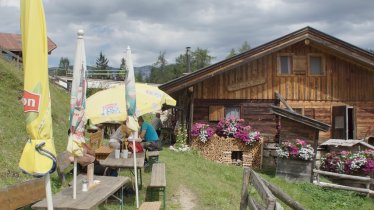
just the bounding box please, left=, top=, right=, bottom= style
left=0, top=58, right=69, bottom=187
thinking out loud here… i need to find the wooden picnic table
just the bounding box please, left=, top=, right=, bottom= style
left=32, top=175, right=130, bottom=210
left=100, top=151, right=145, bottom=188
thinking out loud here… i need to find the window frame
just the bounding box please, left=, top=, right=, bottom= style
left=277, top=53, right=293, bottom=76
left=308, top=53, right=325, bottom=76
left=224, top=106, right=241, bottom=119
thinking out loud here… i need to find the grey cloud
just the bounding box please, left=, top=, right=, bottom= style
left=1, top=0, right=374, bottom=68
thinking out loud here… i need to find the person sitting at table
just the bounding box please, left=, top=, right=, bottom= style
left=67, top=129, right=118, bottom=176
left=109, top=121, right=132, bottom=150
left=138, top=116, right=160, bottom=151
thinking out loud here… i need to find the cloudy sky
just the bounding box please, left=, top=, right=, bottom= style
left=1, top=0, right=374, bottom=68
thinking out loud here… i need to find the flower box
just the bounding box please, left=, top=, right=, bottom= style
left=276, top=158, right=313, bottom=182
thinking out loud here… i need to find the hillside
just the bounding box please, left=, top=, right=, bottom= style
left=0, top=58, right=70, bottom=187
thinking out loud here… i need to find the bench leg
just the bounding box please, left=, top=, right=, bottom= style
left=163, top=187, right=166, bottom=210
left=138, top=168, right=142, bottom=190
left=120, top=185, right=123, bottom=210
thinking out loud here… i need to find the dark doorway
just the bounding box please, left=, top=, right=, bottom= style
left=332, top=106, right=355, bottom=139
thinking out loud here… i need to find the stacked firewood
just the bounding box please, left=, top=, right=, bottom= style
left=191, top=135, right=262, bottom=168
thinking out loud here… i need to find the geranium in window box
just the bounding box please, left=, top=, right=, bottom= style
left=276, top=139, right=315, bottom=161
left=276, top=139, right=315, bottom=182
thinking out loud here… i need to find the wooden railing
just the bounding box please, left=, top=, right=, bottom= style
left=240, top=167, right=306, bottom=210
left=313, top=169, right=374, bottom=196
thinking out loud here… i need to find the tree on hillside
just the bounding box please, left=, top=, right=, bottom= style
left=226, top=48, right=237, bottom=59
left=238, top=41, right=251, bottom=53
left=117, top=57, right=127, bottom=80
left=95, top=51, right=109, bottom=79
left=135, top=71, right=143, bottom=82
left=57, top=57, right=70, bottom=76
left=191, top=48, right=215, bottom=71
left=225, top=41, right=251, bottom=58
left=149, top=51, right=169, bottom=83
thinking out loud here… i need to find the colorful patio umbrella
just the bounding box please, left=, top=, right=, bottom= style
left=18, top=0, right=56, bottom=209
left=124, top=46, right=140, bottom=208
left=85, top=83, right=176, bottom=124
left=66, top=29, right=88, bottom=199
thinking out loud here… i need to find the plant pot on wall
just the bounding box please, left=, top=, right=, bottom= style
left=276, top=158, right=313, bottom=182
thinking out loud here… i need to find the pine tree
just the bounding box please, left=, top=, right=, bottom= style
left=118, top=57, right=127, bottom=80
left=95, top=51, right=109, bottom=79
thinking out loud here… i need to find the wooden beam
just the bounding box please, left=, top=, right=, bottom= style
left=313, top=169, right=373, bottom=183
left=274, top=91, right=294, bottom=112
left=313, top=181, right=374, bottom=195
left=262, top=179, right=307, bottom=210
left=250, top=169, right=276, bottom=210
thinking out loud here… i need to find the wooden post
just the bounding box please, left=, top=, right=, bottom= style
left=240, top=167, right=251, bottom=210
left=311, top=129, right=319, bottom=183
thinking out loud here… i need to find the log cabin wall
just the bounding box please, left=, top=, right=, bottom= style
left=193, top=41, right=374, bottom=141
left=193, top=99, right=278, bottom=143
left=279, top=118, right=317, bottom=145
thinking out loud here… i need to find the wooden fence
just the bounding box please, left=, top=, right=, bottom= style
left=313, top=169, right=374, bottom=196
left=240, top=167, right=306, bottom=210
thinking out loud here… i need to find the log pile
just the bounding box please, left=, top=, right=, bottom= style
left=191, top=135, right=262, bottom=168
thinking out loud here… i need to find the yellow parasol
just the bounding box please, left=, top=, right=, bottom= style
left=19, top=0, right=56, bottom=178
left=86, top=83, right=176, bottom=124
left=18, top=0, right=56, bottom=209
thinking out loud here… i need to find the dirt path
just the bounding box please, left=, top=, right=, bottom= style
left=178, top=184, right=197, bottom=210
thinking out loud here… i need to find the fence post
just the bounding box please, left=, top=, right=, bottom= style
left=240, top=167, right=251, bottom=210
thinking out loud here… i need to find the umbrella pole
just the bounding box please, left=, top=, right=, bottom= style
left=73, top=159, right=77, bottom=199
left=45, top=173, right=53, bottom=209
left=131, top=131, right=139, bottom=208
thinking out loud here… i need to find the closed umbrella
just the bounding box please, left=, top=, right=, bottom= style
left=86, top=84, right=176, bottom=124
left=124, top=46, right=140, bottom=208
left=18, top=0, right=56, bottom=209
left=66, top=30, right=88, bottom=199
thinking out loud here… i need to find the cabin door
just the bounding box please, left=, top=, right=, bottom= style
left=332, top=106, right=355, bottom=139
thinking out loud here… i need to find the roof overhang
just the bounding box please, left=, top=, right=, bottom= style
left=270, top=105, right=330, bottom=132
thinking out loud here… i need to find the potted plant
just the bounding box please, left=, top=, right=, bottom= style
left=276, top=139, right=315, bottom=182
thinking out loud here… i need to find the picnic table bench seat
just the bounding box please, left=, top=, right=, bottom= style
left=139, top=201, right=162, bottom=210
left=145, top=151, right=160, bottom=172
left=148, top=163, right=166, bottom=210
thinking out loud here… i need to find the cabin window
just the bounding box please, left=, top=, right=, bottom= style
left=309, top=55, right=324, bottom=75
left=225, top=107, right=241, bottom=119
left=278, top=54, right=292, bottom=75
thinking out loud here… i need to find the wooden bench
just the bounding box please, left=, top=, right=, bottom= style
left=0, top=178, right=45, bottom=210
left=148, top=163, right=166, bottom=210
left=145, top=151, right=160, bottom=172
